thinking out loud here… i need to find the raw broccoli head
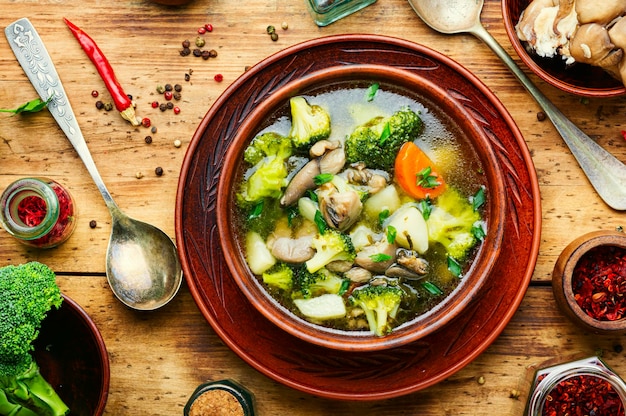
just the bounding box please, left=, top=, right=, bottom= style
left=426, top=188, right=482, bottom=262
left=0, top=262, right=69, bottom=416
left=293, top=266, right=349, bottom=299
left=305, top=229, right=356, bottom=273
left=349, top=284, right=403, bottom=336
left=344, top=108, right=423, bottom=170
left=288, top=96, right=331, bottom=152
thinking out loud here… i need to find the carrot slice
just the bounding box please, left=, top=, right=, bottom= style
left=394, top=142, right=446, bottom=200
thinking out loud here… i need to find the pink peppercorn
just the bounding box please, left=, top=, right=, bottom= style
left=141, top=117, right=151, bottom=128
left=151, top=101, right=159, bottom=108
left=214, top=74, right=223, bottom=82
left=164, top=91, right=173, bottom=101
left=205, top=23, right=213, bottom=32
left=91, top=90, right=99, bottom=98
left=173, top=106, right=181, bottom=115
left=198, top=27, right=206, bottom=34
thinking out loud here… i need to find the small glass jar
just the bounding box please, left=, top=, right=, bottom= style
left=0, top=177, right=77, bottom=248
left=306, top=0, right=377, bottom=27
left=184, top=379, right=255, bottom=416
left=526, top=356, right=626, bottom=416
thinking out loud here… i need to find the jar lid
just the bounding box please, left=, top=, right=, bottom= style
left=184, top=379, right=255, bottom=416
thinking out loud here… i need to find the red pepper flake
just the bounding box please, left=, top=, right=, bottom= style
left=541, top=374, right=625, bottom=416
left=141, top=117, right=151, bottom=128
left=173, top=106, right=181, bottom=115
left=214, top=74, right=223, bottom=82
left=17, top=196, right=47, bottom=226
left=572, top=245, right=626, bottom=321
left=198, top=26, right=207, bottom=34
left=64, top=18, right=140, bottom=126
left=205, top=23, right=213, bottom=32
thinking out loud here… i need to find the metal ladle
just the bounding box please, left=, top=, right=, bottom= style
left=407, top=0, right=626, bottom=210
left=6, top=18, right=183, bottom=310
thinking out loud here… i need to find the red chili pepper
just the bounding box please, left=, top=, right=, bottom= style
left=63, top=18, right=139, bottom=126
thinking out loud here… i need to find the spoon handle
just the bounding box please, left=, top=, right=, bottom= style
left=472, top=23, right=626, bottom=211
left=5, top=18, right=120, bottom=213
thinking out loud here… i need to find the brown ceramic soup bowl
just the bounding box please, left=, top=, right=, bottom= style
left=216, top=64, right=507, bottom=352
left=502, top=0, right=626, bottom=97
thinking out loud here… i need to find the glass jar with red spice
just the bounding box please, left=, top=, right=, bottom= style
left=0, top=177, right=77, bottom=248
left=526, top=356, right=626, bottom=416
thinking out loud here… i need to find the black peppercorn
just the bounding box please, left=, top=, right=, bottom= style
left=201, top=50, right=211, bottom=60
left=144, top=135, right=153, bottom=144
left=95, top=100, right=104, bottom=110
left=89, top=220, right=97, bottom=229
left=193, top=49, right=202, bottom=57
left=182, top=39, right=191, bottom=48
left=166, top=102, right=174, bottom=109
left=159, top=103, right=167, bottom=112
left=536, top=111, right=546, bottom=121
left=155, top=167, right=164, bottom=176
left=180, top=48, right=191, bottom=57
left=173, top=92, right=182, bottom=101
left=164, top=84, right=173, bottom=91
left=174, top=84, right=182, bottom=92
left=208, top=49, right=218, bottom=58
left=184, top=73, right=191, bottom=82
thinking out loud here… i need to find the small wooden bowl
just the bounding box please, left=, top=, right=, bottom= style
left=552, top=230, right=626, bottom=334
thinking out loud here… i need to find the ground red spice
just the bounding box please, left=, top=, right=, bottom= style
left=541, top=374, right=625, bottom=416
left=572, top=245, right=626, bottom=321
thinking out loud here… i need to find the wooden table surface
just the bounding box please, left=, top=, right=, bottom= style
left=1, top=0, right=626, bottom=414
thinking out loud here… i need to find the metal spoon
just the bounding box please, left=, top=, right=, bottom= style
left=408, top=0, right=626, bottom=211
left=6, top=18, right=182, bottom=310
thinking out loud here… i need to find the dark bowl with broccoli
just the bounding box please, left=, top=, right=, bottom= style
left=216, top=64, right=508, bottom=352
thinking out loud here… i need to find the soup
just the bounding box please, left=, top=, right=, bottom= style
left=233, top=81, right=488, bottom=337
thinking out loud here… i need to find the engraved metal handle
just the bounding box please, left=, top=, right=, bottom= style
left=5, top=18, right=119, bottom=213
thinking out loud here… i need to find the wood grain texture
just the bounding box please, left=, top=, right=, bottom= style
left=1, top=0, right=625, bottom=414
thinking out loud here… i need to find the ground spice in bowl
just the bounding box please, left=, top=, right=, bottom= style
left=184, top=380, right=255, bottom=416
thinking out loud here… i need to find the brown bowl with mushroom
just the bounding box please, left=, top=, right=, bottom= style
left=502, top=0, right=626, bottom=97
left=215, top=62, right=508, bottom=352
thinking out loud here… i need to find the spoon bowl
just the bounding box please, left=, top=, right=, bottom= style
left=408, top=0, right=626, bottom=211
left=6, top=18, right=183, bottom=310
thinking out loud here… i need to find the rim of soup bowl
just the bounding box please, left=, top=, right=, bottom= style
left=216, top=64, right=507, bottom=352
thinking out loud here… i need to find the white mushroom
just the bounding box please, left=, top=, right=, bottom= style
left=569, top=23, right=623, bottom=68
left=576, top=0, right=626, bottom=25
left=354, top=240, right=397, bottom=273
left=268, top=236, right=314, bottom=264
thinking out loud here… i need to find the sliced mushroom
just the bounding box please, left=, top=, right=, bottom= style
left=554, top=0, right=575, bottom=34
left=310, top=139, right=340, bottom=158
left=326, top=260, right=354, bottom=273
left=268, top=236, right=315, bottom=264
left=318, top=182, right=363, bottom=231
left=280, top=159, right=320, bottom=207
left=385, top=264, right=424, bottom=280
left=516, top=0, right=558, bottom=45
left=344, top=267, right=373, bottom=283
left=354, top=240, right=397, bottom=273
left=345, top=163, right=389, bottom=195
left=570, top=23, right=623, bottom=68
left=576, top=0, right=626, bottom=25
left=319, top=147, right=346, bottom=174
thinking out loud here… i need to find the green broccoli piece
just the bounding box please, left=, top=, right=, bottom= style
left=344, top=108, right=423, bottom=170
left=293, top=267, right=349, bottom=299
left=262, top=263, right=294, bottom=292
left=305, top=229, right=356, bottom=273
left=237, top=132, right=293, bottom=206
left=288, top=96, right=331, bottom=152
left=0, top=262, right=70, bottom=416
left=244, top=131, right=292, bottom=165
left=349, top=284, right=403, bottom=336
left=426, top=188, right=483, bottom=262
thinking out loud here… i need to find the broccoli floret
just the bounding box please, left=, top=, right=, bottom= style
left=349, top=284, right=403, bottom=336
left=288, top=96, right=331, bottom=152
left=262, top=263, right=294, bottom=292
left=344, top=108, right=423, bottom=170
left=293, top=267, right=349, bottom=299
left=244, top=131, right=292, bottom=165
left=0, top=262, right=70, bottom=416
left=305, top=229, right=356, bottom=273
left=426, top=188, right=483, bottom=261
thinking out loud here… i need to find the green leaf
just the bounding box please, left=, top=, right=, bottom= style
left=378, top=209, right=390, bottom=226
left=365, top=83, right=379, bottom=102
left=419, top=198, right=432, bottom=220
left=314, top=210, right=327, bottom=235
left=314, top=173, right=334, bottom=186
left=447, top=256, right=462, bottom=277
left=416, top=166, right=441, bottom=189
left=471, top=223, right=486, bottom=241
left=0, top=96, right=52, bottom=114
left=421, top=281, right=443, bottom=296
left=379, top=122, right=391, bottom=145
left=472, top=186, right=486, bottom=211
left=247, top=200, right=264, bottom=220
left=370, top=253, right=392, bottom=263
left=386, top=225, right=397, bottom=244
